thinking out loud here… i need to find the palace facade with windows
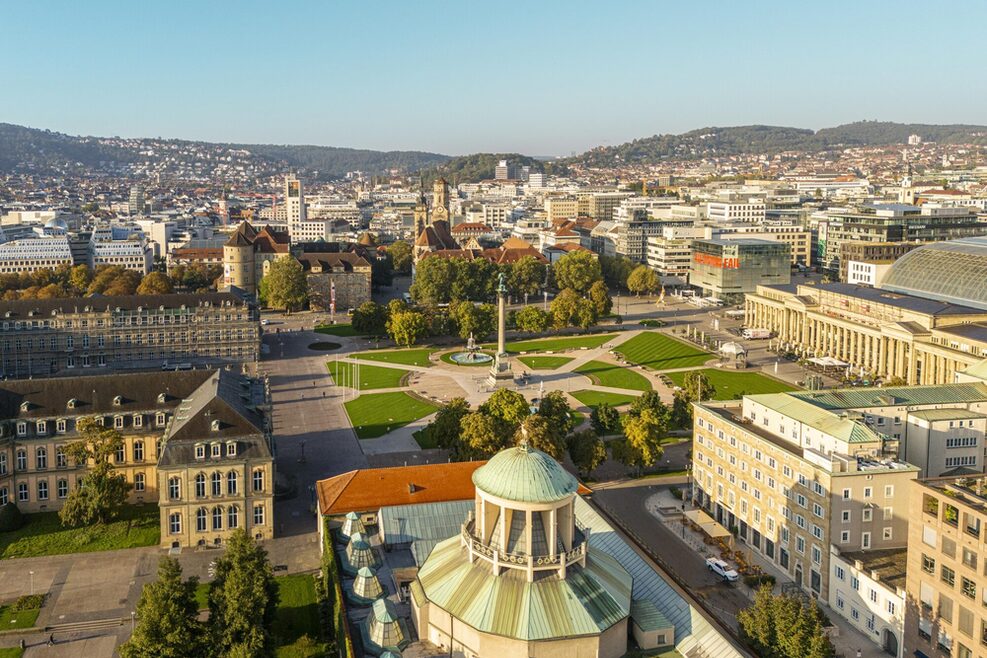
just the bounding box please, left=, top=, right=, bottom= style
left=0, top=369, right=274, bottom=548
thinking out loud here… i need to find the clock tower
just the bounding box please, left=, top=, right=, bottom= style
left=431, top=177, right=450, bottom=225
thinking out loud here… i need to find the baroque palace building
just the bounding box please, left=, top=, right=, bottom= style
left=745, top=238, right=987, bottom=385
left=0, top=369, right=274, bottom=548
left=0, top=290, right=260, bottom=379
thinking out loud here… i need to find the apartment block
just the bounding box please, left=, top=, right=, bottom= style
left=905, top=477, right=987, bottom=658
left=693, top=392, right=919, bottom=601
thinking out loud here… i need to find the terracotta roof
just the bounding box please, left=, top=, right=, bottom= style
left=502, top=236, right=534, bottom=249
left=450, top=222, right=492, bottom=234
left=171, top=247, right=224, bottom=260
left=297, top=252, right=372, bottom=272
left=550, top=243, right=592, bottom=253
left=316, top=460, right=591, bottom=516
left=316, top=461, right=486, bottom=516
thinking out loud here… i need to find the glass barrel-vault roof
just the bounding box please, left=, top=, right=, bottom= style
left=881, top=237, right=987, bottom=311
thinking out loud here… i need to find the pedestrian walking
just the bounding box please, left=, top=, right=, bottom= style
left=856, top=649, right=861, bottom=658
left=47, top=633, right=55, bottom=646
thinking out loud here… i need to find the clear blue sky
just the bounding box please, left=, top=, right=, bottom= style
left=3, top=0, right=986, bottom=156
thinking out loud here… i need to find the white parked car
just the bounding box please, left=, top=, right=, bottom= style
left=705, top=557, right=739, bottom=582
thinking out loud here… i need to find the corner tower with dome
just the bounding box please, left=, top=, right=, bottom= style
left=410, top=442, right=634, bottom=658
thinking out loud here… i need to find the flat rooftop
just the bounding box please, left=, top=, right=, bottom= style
left=838, top=548, right=907, bottom=592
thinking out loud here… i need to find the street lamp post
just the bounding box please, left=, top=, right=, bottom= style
left=131, top=611, right=135, bottom=633
left=29, top=571, right=34, bottom=596
left=543, top=291, right=548, bottom=311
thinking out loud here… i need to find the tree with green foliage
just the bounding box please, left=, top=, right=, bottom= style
left=208, top=529, right=280, bottom=658
left=886, top=375, right=907, bottom=387
left=553, top=250, right=602, bottom=295
left=451, top=301, right=496, bottom=340
left=509, top=256, right=547, bottom=302
left=136, top=271, right=174, bottom=295
left=599, top=255, right=636, bottom=291
left=69, top=263, right=93, bottom=293
left=671, top=390, right=692, bottom=430
left=409, top=257, right=454, bottom=305
left=460, top=412, right=508, bottom=458
left=0, top=501, right=23, bottom=532
left=550, top=288, right=597, bottom=329
left=261, top=258, right=308, bottom=312
left=479, top=389, right=530, bottom=436
left=514, top=305, right=551, bottom=333
left=516, top=415, right=566, bottom=460
left=429, top=398, right=471, bottom=455
left=536, top=391, right=575, bottom=438
left=119, top=557, right=205, bottom=658
left=351, top=301, right=388, bottom=337
left=59, top=417, right=133, bottom=527
left=387, top=309, right=428, bottom=347
left=590, top=403, right=620, bottom=436
left=387, top=241, right=413, bottom=275
left=738, top=587, right=833, bottom=658
left=450, top=258, right=497, bottom=302
left=88, top=265, right=142, bottom=296
left=629, top=390, right=672, bottom=429
left=568, top=429, right=607, bottom=478
left=613, top=409, right=664, bottom=472
left=588, top=280, right=612, bottom=316
left=626, top=265, right=659, bottom=296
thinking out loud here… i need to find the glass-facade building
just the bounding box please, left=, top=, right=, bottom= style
left=690, top=238, right=791, bottom=303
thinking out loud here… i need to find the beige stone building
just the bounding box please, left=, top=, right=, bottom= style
left=0, top=370, right=273, bottom=548
left=0, top=290, right=260, bottom=379
left=693, top=392, right=919, bottom=600
left=222, top=221, right=291, bottom=295
left=296, top=251, right=372, bottom=312
left=904, top=476, right=987, bottom=658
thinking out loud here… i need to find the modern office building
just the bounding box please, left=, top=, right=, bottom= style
left=839, top=241, right=924, bottom=282
left=645, top=225, right=709, bottom=286
left=285, top=174, right=306, bottom=227
left=745, top=238, right=987, bottom=385
left=693, top=391, right=921, bottom=601
left=690, top=238, right=791, bottom=303
left=904, top=476, right=987, bottom=658
left=713, top=224, right=811, bottom=266
left=128, top=184, right=146, bottom=216
left=0, top=290, right=260, bottom=379
left=0, top=237, right=74, bottom=274
left=0, top=369, right=274, bottom=549
left=706, top=199, right=766, bottom=224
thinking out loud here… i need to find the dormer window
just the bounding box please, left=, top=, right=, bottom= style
left=195, top=444, right=205, bottom=460
left=56, top=419, right=67, bottom=433
left=157, top=393, right=167, bottom=404
left=133, top=414, right=143, bottom=428
left=155, top=412, right=166, bottom=427
left=211, top=443, right=221, bottom=458
left=114, top=415, right=124, bottom=429
left=36, top=420, right=47, bottom=435
left=113, top=395, right=123, bottom=406
left=211, top=419, right=222, bottom=432
left=20, top=401, right=31, bottom=413
left=226, top=442, right=237, bottom=457
left=16, top=422, right=27, bottom=437
left=67, top=398, right=79, bottom=410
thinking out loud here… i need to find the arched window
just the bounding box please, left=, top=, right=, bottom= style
left=0, top=453, right=7, bottom=476
left=252, top=470, right=264, bottom=493
left=253, top=504, right=265, bottom=526
left=169, top=513, right=181, bottom=534
left=227, top=471, right=238, bottom=496
left=195, top=473, right=206, bottom=498
left=133, top=440, right=144, bottom=462
left=36, top=447, right=47, bottom=470
left=15, top=450, right=26, bottom=471
left=212, top=506, right=223, bottom=531
left=196, top=508, right=207, bottom=532
left=227, top=505, right=239, bottom=529
left=168, top=477, right=181, bottom=500
left=211, top=472, right=222, bottom=496
left=0, top=487, right=7, bottom=506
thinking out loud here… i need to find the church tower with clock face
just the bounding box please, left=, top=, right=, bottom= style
left=431, top=177, right=450, bottom=225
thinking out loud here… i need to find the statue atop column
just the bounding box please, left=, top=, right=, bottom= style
left=488, top=271, right=514, bottom=387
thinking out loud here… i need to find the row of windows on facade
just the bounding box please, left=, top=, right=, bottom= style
left=0, top=474, right=147, bottom=506
left=2, top=347, right=251, bottom=371
left=914, top=577, right=983, bottom=655
left=3, top=329, right=251, bottom=351
left=1, top=312, right=249, bottom=331
left=0, top=443, right=154, bottom=472
left=167, top=470, right=265, bottom=500
left=16, top=414, right=169, bottom=437
left=168, top=504, right=266, bottom=534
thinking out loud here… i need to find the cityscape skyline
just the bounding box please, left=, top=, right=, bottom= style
left=4, top=0, right=987, bottom=155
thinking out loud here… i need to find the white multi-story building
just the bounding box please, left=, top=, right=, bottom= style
left=285, top=174, right=307, bottom=240
left=645, top=225, right=710, bottom=286
left=0, top=237, right=74, bottom=274
left=89, top=229, right=152, bottom=273
left=307, top=200, right=363, bottom=229
left=828, top=546, right=905, bottom=657
left=845, top=260, right=892, bottom=287
left=706, top=199, right=766, bottom=224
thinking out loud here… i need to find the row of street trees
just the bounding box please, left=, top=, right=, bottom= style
left=738, top=586, right=834, bottom=658
left=120, top=531, right=281, bottom=658
left=0, top=263, right=197, bottom=301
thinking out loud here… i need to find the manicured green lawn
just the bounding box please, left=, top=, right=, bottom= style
left=496, top=333, right=617, bottom=354
left=574, top=360, right=652, bottom=391
left=0, top=605, right=40, bottom=630
left=615, top=332, right=711, bottom=370
left=327, top=360, right=406, bottom=390
left=517, top=355, right=574, bottom=370
left=351, top=348, right=436, bottom=367
left=274, top=574, right=327, bottom=658
left=665, top=368, right=797, bottom=400
left=0, top=506, right=159, bottom=559
left=571, top=389, right=638, bottom=409
left=344, top=392, right=439, bottom=439
left=440, top=351, right=495, bottom=367
left=194, top=582, right=209, bottom=610
left=315, top=323, right=361, bottom=337
left=0, top=648, right=24, bottom=658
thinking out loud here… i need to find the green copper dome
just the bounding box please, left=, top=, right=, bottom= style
left=473, top=443, right=578, bottom=503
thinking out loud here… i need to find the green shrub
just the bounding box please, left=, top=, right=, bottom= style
left=669, top=486, right=682, bottom=500
left=0, top=503, right=23, bottom=532
left=11, top=593, right=45, bottom=611
left=743, top=574, right=776, bottom=589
